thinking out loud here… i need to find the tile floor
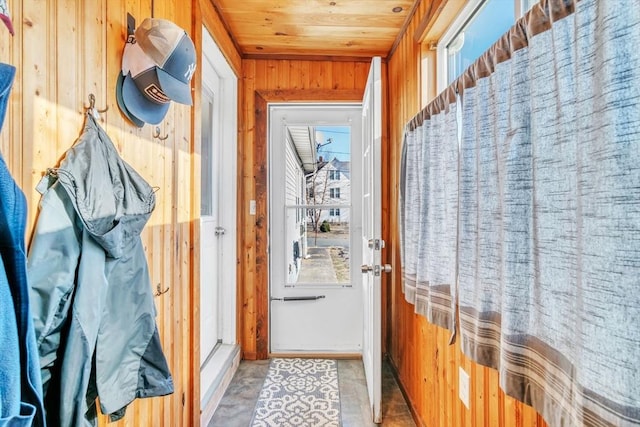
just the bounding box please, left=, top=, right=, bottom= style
left=209, top=359, right=416, bottom=426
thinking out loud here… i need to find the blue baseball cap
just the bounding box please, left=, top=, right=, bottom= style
left=117, top=35, right=170, bottom=125
left=135, top=18, right=196, bottom=105
left=115, top=71, right=145, bottom=127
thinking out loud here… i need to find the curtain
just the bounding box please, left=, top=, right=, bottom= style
left=458, top=44, right=519, bottom=369
left=401, top=0, right=640, bottom=425
left=400, top=91, right=459, bottom=332
left=459, top=0, right=640, bottom=424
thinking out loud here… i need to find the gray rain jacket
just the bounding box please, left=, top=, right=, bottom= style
left=27, top=115, right=173, bottom=426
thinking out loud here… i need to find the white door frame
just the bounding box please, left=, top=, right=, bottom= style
left=199, top=26, right=238, bottom=415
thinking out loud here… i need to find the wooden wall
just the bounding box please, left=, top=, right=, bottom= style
left=385, top=1, right=548, bottom=426
left=0, top=0, right=238, bottom=425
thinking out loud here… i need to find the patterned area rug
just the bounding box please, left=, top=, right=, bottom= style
left=250, top=358, right=341, bottom=427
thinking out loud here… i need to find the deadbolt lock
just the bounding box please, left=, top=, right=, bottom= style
left=367, top=239, right=386, bottom=250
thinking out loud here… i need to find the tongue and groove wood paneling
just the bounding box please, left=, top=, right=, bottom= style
left=212, top=0, right=415, bottom=58
left=0, top=1, right=240, bottom=425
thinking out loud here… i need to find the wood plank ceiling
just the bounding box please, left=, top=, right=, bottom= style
left=211, top=0, right=420, bottom=59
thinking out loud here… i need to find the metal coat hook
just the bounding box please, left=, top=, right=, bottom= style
left=84, top=94, right=108, bottom=118
left=155, top=283, right=170, bottom=296
left=153, top=126, right=169, bottom=140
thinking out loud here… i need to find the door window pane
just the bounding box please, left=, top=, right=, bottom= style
left=286, top=207, right=350, bottom=285
left=201, top=95, right=214, bottom=216
left=283, top=125, right=352, bottom=287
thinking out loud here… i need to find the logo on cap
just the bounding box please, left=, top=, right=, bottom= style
left=143, top=83, right=171, bottom=104
left=185, top=63, right=196, bottom=82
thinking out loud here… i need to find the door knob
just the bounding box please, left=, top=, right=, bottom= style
left=215, top=226, right=226, bottom=236
left=361, top=264, right=392, bottom=276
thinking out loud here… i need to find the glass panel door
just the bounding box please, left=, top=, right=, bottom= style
left=269, top=106, right=363, bottom=354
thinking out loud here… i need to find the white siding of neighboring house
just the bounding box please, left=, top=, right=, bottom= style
left=310, top=158, right=350, bottom=224
left=285, top=135, right=307, bottom=283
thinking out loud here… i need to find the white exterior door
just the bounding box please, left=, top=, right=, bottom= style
left=361, top=56, right=384, bottom=423
left=269, top=105, right=364, bottom=354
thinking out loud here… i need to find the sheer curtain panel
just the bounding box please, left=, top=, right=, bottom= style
left=400, top=89, right=459, bottom=333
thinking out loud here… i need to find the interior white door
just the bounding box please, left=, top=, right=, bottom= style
left=361, top=56, right=383, bottom=423
left=199, top=28, right=238, bottom=418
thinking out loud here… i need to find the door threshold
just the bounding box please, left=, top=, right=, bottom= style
left=269, top=352, right=362, bottom=359
left=201, top=344, right=241, bottom=426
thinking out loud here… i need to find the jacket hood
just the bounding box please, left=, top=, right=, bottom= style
left=54, top=114, right=156, bottom=258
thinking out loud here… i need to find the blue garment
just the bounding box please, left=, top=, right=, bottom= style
left=28, top=115, right=172, bottom=426
left=0, top=63, right=45, bottom=427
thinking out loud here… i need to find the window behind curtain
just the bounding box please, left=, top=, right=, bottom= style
left=445, top=0, right=538, bottom=85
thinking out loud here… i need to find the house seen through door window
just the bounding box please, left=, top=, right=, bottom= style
left=287, top=126, right=352, bottom=286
